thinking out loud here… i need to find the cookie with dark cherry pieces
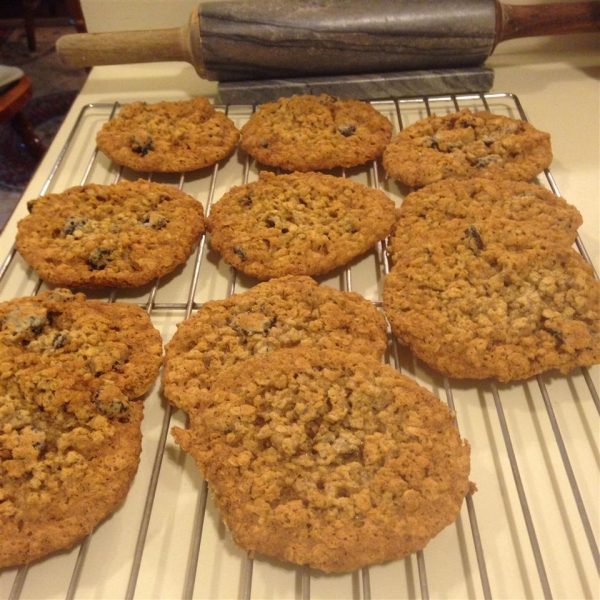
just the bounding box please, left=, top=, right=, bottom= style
left=207, top=171, right=397, bottom=280
left=17, top=179, right=205, bottom=288
left=240, top=94, right=392, bottom=171
left=95, top=97, right=240, bottom=172
left=383, top=108, right=552, bottom=188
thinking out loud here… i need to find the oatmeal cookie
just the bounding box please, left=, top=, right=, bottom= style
left=0, top=289, right=163, bottom=398
left=17, top=179, right=205, bottom=288
left=163, top=276, right=387, bottom=414
left=95, top=97, right=240, bottom=172
left=383, top=224, right=600, bottom=381
left=207, top=171, right=397, bottom=279
left=388, top=178, right=582, bottom=264
left=240, top=94, right=393, bottom=171
left=0, top=362, right=143, bottom=567
left=172, top=347, right=471, bottom=573
left=383, top=108, right=552, bottom=188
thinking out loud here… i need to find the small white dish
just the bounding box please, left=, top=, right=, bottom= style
left=0, top=65, right=25, bottom=95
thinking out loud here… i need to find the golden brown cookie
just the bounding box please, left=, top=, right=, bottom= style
left=0, top=289, right=163, bottom=398
left=383, top=224, right=600, bottom=382
left=95, top=97, right=240, bottom=172
left=383, top=108, right=552, bottom=188
left=206, top=171, right=398, bottom=280
left=162, top=276, right=387, bottom=414
left=172, top=347, right=471, bottom=573
left=0, top=362, right=143, bottom=568
left=17, top=179, right=205, bottom=288
left=240, top=94, right=393, bottom=171
left=388, top=178, right=582, bottom=264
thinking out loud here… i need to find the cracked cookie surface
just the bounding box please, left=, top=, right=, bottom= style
left=163, top=276, right=387, bottom=414
left=240, top=94, right=393, bottom=171
left=172, top=347, right=471, bottom=573
left=383, top=224, right=600, bottom=381
left=17, top=179, right=205, bottom=288
left=207, top=171, right=397, bottom=280
left=388, top=178, right=582, bottom=264
left=383, top=108, right=552, bottom=188
left=95, top=97, right=240, bottom=172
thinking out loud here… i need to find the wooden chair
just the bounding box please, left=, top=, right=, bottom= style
left=0, top=0, right=88, bottom=159
left=0, top=75, right=46, bottom=159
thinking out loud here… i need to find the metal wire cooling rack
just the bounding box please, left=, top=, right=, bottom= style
left=0, top=92, right=598, bottom=600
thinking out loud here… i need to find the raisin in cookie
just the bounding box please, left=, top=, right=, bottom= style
left=95, top=97, right=240, bottom=172
left=240, top=94, right=392, bottom=171
left=207, top=171, right=397, bottom=280
left=383, top=108, right=552, bottom=188
left=163, top=276, right=387, bottom=414
left=0, top=289, right=163, bottom=398
left=388, top=178, right=582, bottom=264
left=172, top=347, right=471, bottom=573
left=383, top=224, right=600, bottom=382
left=17, top=179, right=205, bottom=288
left=0, top=362, right=144, bottom=567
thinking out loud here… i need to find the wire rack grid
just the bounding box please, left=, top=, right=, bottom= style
left=0, top=92, right=598, bottom=600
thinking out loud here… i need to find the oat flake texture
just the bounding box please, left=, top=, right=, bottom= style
left=173, top=347, right=471, bottom=573
left=206, top=171, right=398, bottom=280
left=383, top=224, right=600, bottom=382
left=16, top=179, right=205, bottom=288
left=387, top=178, right=582, bottom=264
left=240, top=94, right=393, bottom=172
left=383, top=108, right=552, bottom=188
left=163, top=276, right=388, bottom=415
left=95, top=97, right=240, bottom=172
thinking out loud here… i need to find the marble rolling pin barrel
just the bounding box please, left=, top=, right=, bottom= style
left=56, top=0, right=600, bottom=100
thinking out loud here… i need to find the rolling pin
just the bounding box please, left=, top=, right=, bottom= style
left=57, top=0, right=600, bottom=81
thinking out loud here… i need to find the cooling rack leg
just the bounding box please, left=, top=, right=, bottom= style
left=416, top=550, right=429, bottom=599
left=65, top=531, right=94, bottom=600
left=125, top=403, right=175, bottom=600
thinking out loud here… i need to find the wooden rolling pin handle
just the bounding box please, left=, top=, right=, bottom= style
left=56, top=10, right=206, bottom=76
left=496, top=1, right=600, bottom=43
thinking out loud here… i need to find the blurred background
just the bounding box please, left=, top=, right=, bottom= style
left=0, top=0, right=88, bottom=229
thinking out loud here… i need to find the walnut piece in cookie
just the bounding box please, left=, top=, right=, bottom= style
left=240, top=94, right=393, bottom=171
left=172, top=347, right=471, bottom=573
left=206, top=171, right=398, bottom=280
left=95, top=97, right=240, bottom=172
left=16, top=179, right=205, bottom=288
left=383, top=108, right=552, bottom=188
left=162, top=276, right=388, bottom=414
